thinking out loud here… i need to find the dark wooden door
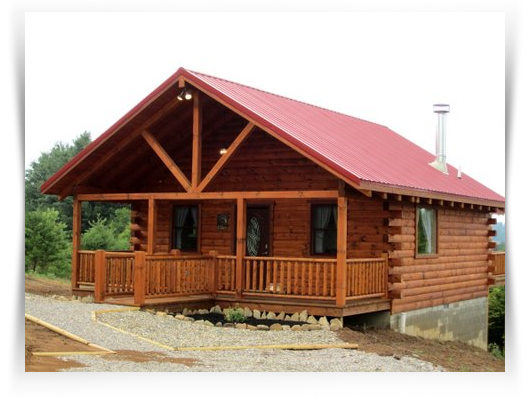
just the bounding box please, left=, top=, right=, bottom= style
left=246, top=206, right=270, bottom=256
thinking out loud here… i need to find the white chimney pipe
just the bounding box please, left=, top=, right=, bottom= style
left=429, top=103, right=450, bottom=174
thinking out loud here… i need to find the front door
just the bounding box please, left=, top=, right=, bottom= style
left=246, top=206, right=270, bottom=256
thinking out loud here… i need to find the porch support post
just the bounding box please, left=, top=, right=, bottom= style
left=134, top=250, right=146, bottom=305
left=336, top=196, right=348, bottom=307
left=94, top=250, right=106, bottom=302
left=147, top=198, right=157, bottom=254
left=71, top=196, right=81, bottom=290
left=191, top=91, right=202, bottom=189
left=235, top=198, right=246, bottom=299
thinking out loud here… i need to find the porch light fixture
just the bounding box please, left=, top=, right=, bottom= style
left=219, top=148, right=227, bottom=155
left=177, top=87, right=193, bottom=101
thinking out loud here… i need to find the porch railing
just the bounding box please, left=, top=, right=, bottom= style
left=104, top=252, right=135, bottom=295
left=346, top=256, right=388, bottom=299
left=489, top=252, right=505, bottom=276
left=85, top=250, right=389, bottom=305
left=77, top=250, right=96, bottom=288
left=144, top=255, right=212, bottom=298
left=216, top=255, right=236, bottom=293
left=242, top=256, right=337, bottom=299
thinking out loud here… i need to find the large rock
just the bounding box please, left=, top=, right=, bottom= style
left=257, top=324, right=269, bottom=331
left=290, top=312, right=300, bottom=322
left=156, top=311, right=167, bottom=317
left=291, top=325, right=302, bottom=331
left=235, top=323, right=247, bottom=330
left=194, top=319, right=205, bottom=326
left=198, top=309, right=209, bottom=315
left=253, top=309, right=261, bottom=319
left=270, top=323, right=283, bottom=331
left=284, top=314, right=291, bottom=321
left=175, top=314, right=185, bottom=320
left=307, top=315, right=318, bottom=324
left=299, top=310, right=309, bottom=322
left=318, top=316, right=329, bottom=326
left=211, top=305, right=223, bottom=314
left=330, top=318, right=343, bottom=329
left=301, top=324, right=310, bottom=331
left=266, top=312, right=277, bottom=320
left=246, top=324, right=257, bottom=330
left=308, top=324, right=321, bottom=331
left=330, top=323, right=341, bottom=332
left=223, top=323, right=235, bottom=328
left=244, top=307, right=253, bottom=318
left=204, top=320, right=214, bottom=327
left=276, top=312, right=285, bottom=321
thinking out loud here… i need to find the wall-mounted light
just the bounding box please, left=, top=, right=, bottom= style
left=177, top=87, right=193, bottom=101
left=219, top=148, right=227, bottom=155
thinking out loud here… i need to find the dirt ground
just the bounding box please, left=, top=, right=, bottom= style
left=25, top=319, right=93, bottom=372
left=25, top=274, right=72, bottom=298
left=25, top=274, right=504, bottom=372
left=336, top=327, right=504, bottom=372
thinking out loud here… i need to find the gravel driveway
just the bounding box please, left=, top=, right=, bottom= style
left=25, top=293, right=444, bottom=372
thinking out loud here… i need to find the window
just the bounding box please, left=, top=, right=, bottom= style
left=417, top=207, right=437, bottom=255
left=311, top=204, right=337, bottom=254
left=172, top=205, right=198, bottom=251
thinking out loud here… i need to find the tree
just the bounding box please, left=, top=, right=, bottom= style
left=81, top=209, right=131, bottom=251
left=25, top=208, right=70, bottom=277
left=25, top=132, right=92, bottom=231
left=25, top=132, right=127, bottom=234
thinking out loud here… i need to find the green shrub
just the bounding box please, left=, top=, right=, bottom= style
left=488, top=342, right=505, bottom=359
left=488, top=286, right=505, bottom=351
left=25, top=208, right=70, bottom=277
left=224, top=307, right=246, bottom=323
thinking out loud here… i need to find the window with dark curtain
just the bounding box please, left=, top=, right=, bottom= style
left=172, top=205, right=198, bottom=251
left=312, top=204, right=337, bottom=254
left=417, top=206, right=437, bottom=255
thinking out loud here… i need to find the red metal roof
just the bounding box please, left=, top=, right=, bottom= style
left=42, top=67, right=505, bottom=205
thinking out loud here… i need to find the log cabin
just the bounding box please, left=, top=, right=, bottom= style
left=41, top=67, right=505, bottom=349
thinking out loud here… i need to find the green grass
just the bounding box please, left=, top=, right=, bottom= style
left=25, top=271, right=70, bottom=283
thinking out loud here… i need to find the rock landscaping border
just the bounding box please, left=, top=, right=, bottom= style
left=148, top=306, right=344, bottom=332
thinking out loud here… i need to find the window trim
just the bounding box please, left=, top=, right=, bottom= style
left=170, top=202, right=201, bottom=253
left=415, top=205, right=438, bottom=258
left=309, top=202, right=338, bottom=257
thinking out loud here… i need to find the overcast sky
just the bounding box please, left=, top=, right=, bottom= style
left=25, top=12, right=505, bottom=198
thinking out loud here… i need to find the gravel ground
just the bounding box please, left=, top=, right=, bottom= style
left=25, top=292, right=444, bottom=372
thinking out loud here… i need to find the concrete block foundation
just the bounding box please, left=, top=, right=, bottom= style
left=389, top=297, right=489, bottom=350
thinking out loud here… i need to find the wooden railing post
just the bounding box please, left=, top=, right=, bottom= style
left=147, top=198, right=157, bottom=255
left=71, top=196, right=81, bottom=290
left=94, top=250, right=106, bottom=302
left=134, top=251, right=146, bottom=305
left=209, top=250, right=218, bottom=295
left=236, top=198, right=246, bottom=299
left=336, top=196, right=348, bottom=307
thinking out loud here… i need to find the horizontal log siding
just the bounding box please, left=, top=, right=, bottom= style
left=388, top=202, right=492, bottom=314
left=200, top=201, right=235, bottom=255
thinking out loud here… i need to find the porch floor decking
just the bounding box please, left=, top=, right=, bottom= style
left=101, top=293, right=390, bottom=317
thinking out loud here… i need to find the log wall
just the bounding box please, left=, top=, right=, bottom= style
left=387, top=201, right=493, bottom=314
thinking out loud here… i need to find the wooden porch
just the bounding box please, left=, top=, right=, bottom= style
left=73, top=250, right=390, bottom=317
left=488, top=251, right=505, bottom=287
